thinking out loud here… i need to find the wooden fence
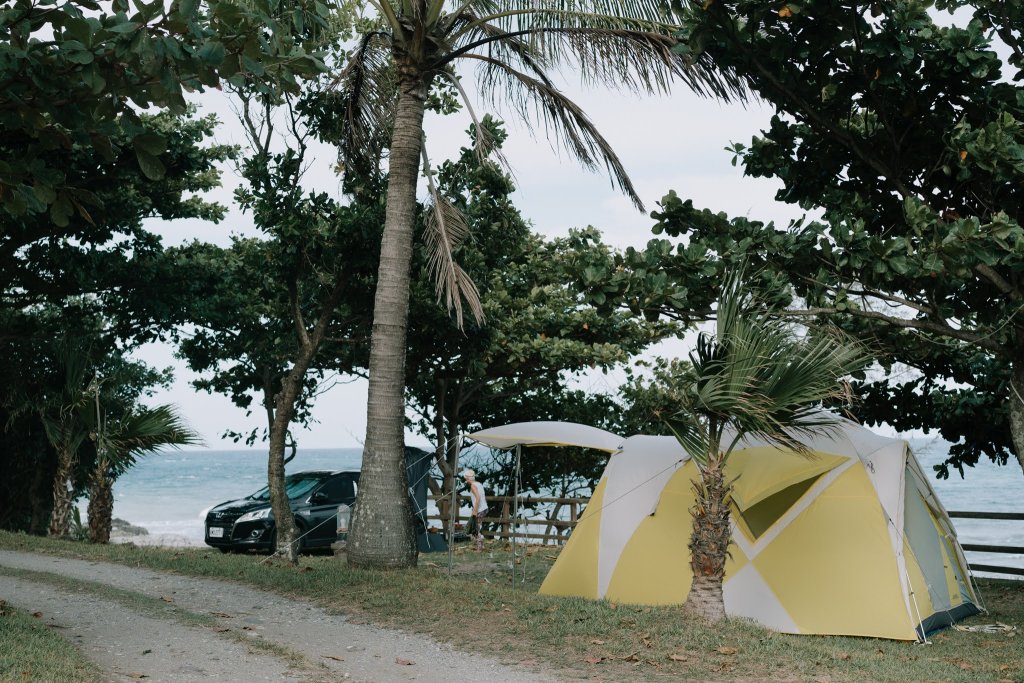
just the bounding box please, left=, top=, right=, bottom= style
left=429, top=495, right=1024, bottom=578
left=947, top=510, right=1024, bottom=578
left=427, top=494, right=586, bottom=544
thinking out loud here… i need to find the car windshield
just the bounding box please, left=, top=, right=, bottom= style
left=248, top=475, right=324, bottom=502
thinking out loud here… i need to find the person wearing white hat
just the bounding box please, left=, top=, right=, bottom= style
left=462, top=469, right=488, bottom=551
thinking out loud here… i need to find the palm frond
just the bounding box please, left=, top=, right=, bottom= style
left=667, top=265, right=873, bottom=466
left=436, top=69, right=511, bottom=170
left=443, top=3, right=748, bottom=101
left=469, top=53, right=643, bottom=209
left=422, top=192, right=485, bottom=328
left=101, top=404, right=202, bottom=475
left=664, top=414, right=713, bottom=467
left=330, top=31, right=396, bottom=175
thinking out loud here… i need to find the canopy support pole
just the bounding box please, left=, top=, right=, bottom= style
left=446, top=433, right=461, bottom=577
left=512, top=443, right=522, bottom=588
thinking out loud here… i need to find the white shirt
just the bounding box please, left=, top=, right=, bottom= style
left=467, top=480, right=487, bottom=514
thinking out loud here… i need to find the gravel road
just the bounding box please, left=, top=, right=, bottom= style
left=0, top=550, right=559, bottom=683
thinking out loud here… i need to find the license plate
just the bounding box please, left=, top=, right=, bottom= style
left=208, top=527, right=224, bottom=538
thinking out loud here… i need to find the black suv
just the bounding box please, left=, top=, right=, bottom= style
left=204, top=470, right=358, bottom=553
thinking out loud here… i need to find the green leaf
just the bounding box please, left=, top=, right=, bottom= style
left=106, top=21, right=141, bottom=33
left=135, top=149, right=166, bottom=180
left=196, top=40, right=226, bottom=66
left=132, top=133, right=166, bottom=156
left=178, top=0, right=198, bottom=20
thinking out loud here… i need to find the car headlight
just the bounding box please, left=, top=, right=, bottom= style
left=236, top=508, right=272, bottom=523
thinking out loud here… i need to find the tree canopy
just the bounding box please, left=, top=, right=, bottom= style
left=1, top=0, right=330, bottom=223
left=574, top=0, right=1024, bottom=479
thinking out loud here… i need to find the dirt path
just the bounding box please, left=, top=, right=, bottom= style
left=0, top=550, right=559, bottom=683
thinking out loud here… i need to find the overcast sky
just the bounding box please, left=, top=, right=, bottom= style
left=141, top=70, right=809, bottom=451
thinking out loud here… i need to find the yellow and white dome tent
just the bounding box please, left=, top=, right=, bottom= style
left=469, top=416, right=981, bottom=641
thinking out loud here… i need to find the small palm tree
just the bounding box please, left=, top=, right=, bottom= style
left=38, top=341, right=94, bottom=538
left=87, top=404, right=200, bottom=544
left=664, top=268, right=872, bottom=622
left=336, top=0, right=747, bottom=569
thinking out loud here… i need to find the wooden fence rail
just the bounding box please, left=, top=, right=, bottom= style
left=428, top=496, right=1023, bottom=576
left=946, top=511, right=1024, bottom=578
left=427, top=494, right=589, bottom=545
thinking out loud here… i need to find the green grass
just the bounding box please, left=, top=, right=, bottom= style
left=0, top=598, right=103, bottom=683
left=2, top=530, right=1023, bottom=682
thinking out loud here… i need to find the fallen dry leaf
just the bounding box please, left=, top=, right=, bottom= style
left=127, top=673, right=148, bottom=680
left=322, top=655, right=345, bottom=662
left=608, top=603, right=618, bottom=610
left=622, top=652, right=641, bottom=663
left=395, top=657, right=416, bottom=666
left=31, top=612, right=42, bottom=618
left=160, top=596, right=174, bottom=603
left=545, top=606, right=558, bottom=613
left=668, top=654, right=689, bottom=662
left=837, top=652, right=851, bottom=661
left=591, top=639, right=606, bottom=645
left=641, top=635, right=653, bottom=649
left=584, top=656, right=604, bottom=665
left=717, top=646, right=738, bottom=655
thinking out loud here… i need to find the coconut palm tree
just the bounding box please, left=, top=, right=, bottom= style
left=86, top=404, right=200, bottom=544
left=664, top=268, right=873, bottom=622
left=335, top=0, right=747, bottom=569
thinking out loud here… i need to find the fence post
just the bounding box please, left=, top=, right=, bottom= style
left=500, top=500, right=510, bottom=540
left=544, top=502, right=564, bottom=545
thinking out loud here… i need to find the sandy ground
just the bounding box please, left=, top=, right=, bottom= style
left=0, top=550, right=559, bottom=683
left=108, top=531, right=203, bottom=548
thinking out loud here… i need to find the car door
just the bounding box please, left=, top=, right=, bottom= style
left=305, top=473, right=357, bottom=546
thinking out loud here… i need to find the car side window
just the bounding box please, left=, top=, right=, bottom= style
left=316, top=475, right=356, bottom=504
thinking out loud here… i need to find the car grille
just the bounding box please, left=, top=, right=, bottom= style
left=207, top=510, right=243, bottom=525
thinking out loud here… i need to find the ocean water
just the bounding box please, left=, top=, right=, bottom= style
left=107, top=448, right=362, bottom=544
left=105, top=439, right=1024, bottom=578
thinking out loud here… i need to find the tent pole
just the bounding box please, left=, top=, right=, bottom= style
left=446, top=433, right=461, bottom=577
left=512, top=444, right=522, bottom=588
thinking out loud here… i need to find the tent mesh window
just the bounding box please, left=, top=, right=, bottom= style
left=735, top=475, right=822, bottom=539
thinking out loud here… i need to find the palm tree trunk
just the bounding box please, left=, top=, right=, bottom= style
left=684, top=456, right=732, bottom=622
left=346, top=69, right=426, bottom=569
left=87, top=466, right=114, bottom=544
left=48, top=444, right=75, bottom=538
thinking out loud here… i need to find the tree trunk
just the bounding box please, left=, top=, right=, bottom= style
left=683, top=456, right=732, bottom=623
left=87, top=466, right=114, bottom=544
left=48, top=444, right=75, bottom=538
left=346, top=70, right=427, bottom=569
left=267, top=276, right=342, bottom=564
left=30, top=460, right=51, bottom=535
left=1008, top=360, right=1024, bottom=477
left=268, top=365, right=304, bottom=564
